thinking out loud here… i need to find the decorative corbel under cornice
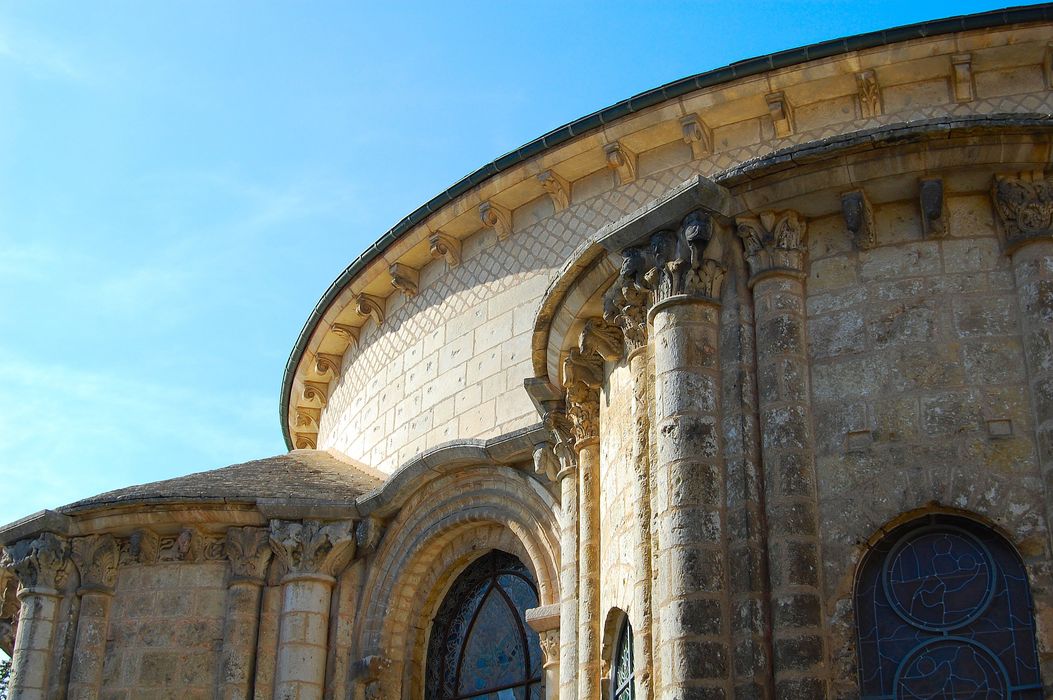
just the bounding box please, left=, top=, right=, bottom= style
left=735, top=210, right=807, bottom=281
left=355, top=516, right=384, bottom=556
left=294, top=434, right=318, bottom=450
left=992, top=172, right=1053, bottom=251
left=354, top=293, right=385, bottom=326
left=311, top=352, right=342, bottom=381
left=857, top=70, right=882, bottom=118
left=429, top=231, right=461, bottom=267
left=919, top=178, right=947, bottom=238
left=330, top=323, right=358, bottom=350
left=389, top=262, right=419, bottom=298
left=680, top=114, right=712, bottom=160
left=604, top=142, right=637, bottom=185
left=301, top=381, right=328, bottom=409
left=538, top=170, right=571, bottom=212
left=119, top=529, right=159, bottom=566
left=224, top=527, right=272, bottom=584
left=480, top=200, right=513, bottom=241
left=766, top=91, right=794, bottom=137
left=841, top=190, right=876, bottom=250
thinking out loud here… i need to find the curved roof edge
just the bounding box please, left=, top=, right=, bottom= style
left=280, top=3, right=1053, bottom=449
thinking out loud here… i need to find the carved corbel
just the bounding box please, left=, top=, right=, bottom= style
left=354, top=294, right=385, bottom=326
left=310, top=352, right=342, bottom=380
left=159, top=528, right=199, bottom=562
left=538, top=170, right=571, bottom=212
left=389, top=263, right=419, bottom=298
left=269, top=519, right=357, bottom=579
left=735, top=210, right=807, bottom=280
left=857, top=70, right=882, bottom=118
left=992, top=173, right=1053, bottom=250
left=480, top=201, right=513, bottom=241
left=302, top=381, right=328, bottom=409
left=294, top=434, right=317, bottom=450
left=119, top=529, right=159, bottom=566
left=330, top=323, right=359, bottom=350
left=224, top=527, right=272, bottom=584
left=1, top=533, right=70, bottom=592
left=604, top=142, right=637, bottom=185
left=766, top=91, right=794, bottom=137
left=355, top=516, right=384, bottom=556
left=294, top=408, right=320, bottom=434
left=71, top=534, right=119, bottom=593
left=532, top=441, right=560, bottom=481
left=579, top=318, right=624, bottom=363
left=429, top=231, right=461, bottom=267
left=680, top=114, right=712, bottom=160
left=841, top=190, right=876, bottom=250
left=952, top=54, right=974, bottom=102
left=919, top=178, right=947, bottom=238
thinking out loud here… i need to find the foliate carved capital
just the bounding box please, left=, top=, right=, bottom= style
left=538, top=409, right=576, bottom=479
left=224, top=527, right=272, bottom=584
left=993, top=174, right=1053, bottom=250
left=269, top=519, right=356, bottom=579
left=736, top=210, right=807, bottom=279
left=1, top=533, right=70, bottom=592
left=562, top=347, right=603, bottom=446
left=539, top=629, right=560, bottom=669
left=71, top=534, right=119, bottom=592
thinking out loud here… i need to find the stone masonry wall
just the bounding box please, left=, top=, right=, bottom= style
left=599, top=361, right=637, bottom=625
left=101, top=561, right=227, bottom=698
left=803, top=196, right=1053, bottom=689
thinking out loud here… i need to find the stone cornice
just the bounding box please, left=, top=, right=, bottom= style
left=281, top=13, right=1053, bottom=449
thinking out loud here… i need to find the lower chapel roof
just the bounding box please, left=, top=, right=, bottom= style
left=59, top=450, right=385, bottom=513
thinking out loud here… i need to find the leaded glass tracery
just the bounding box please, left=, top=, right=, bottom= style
left=612, top=617, right=635, bottom=700
left=425, top=550, right=543, bottom=699
left=855, top=514, right=1042, bottom=699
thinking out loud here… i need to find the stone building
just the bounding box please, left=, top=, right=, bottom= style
left=3, top=5, right=1053, bottom=699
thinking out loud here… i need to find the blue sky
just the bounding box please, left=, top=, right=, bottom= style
left=0, top=0, right=1015, bottom=527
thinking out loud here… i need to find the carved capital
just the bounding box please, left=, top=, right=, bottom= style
left=648, top=211, right=727, bottom=304
left=857, top=70, right=882, bottom=118
left=538, top=170, right=571, bottom=212
left=919, top=178, right=947, bottom=238
left=429, top=231, right=461, bottom=267
left=539, top=629, right=560, bottom=670
left=540, top=409, right=577, bottom=478
left=389, top=263, right=419, bottom=298
left=563, top=347, right=603, bottom=445
left=680, top=114, right=712, bottom=160
left=604, top=142, right=637, bottom=185
left=1, top=533, right=70, bottom=593
left=224, top=527, right=272, bottom=584
left=841, top=190, right=876, bottom=250
left=480, top=201, right=513, bottom=241
left=71, top=534, right=118, bottom=592
left=766, top=92, right=794, bottom=137
left=269, top=519, right=356, bottom=579
left=993, top=174, right=1053, bottom=251
left=354, top=293, right=385, bottom=326
left=736, top=210, right=807, bottom=280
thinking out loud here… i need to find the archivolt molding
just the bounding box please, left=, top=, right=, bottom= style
left=282, top=19, right=1053, bottom=450
left=353, top=465, right=560, bottom=695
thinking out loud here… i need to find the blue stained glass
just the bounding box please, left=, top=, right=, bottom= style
left=855, top=515, right=1043, bottom=699
left=426, top=550, right=544, bottom=700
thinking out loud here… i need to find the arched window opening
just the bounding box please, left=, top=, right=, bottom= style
left=612, top=616, right=635, bottom=700
left=425, top=550, right=543, bottom=699
left=855, top=513, right=1042, bottom=698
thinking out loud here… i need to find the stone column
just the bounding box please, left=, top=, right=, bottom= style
left=526, top=604, right=560, bottom=700
left=738, top=211, right=827, bottom=698
left=548, top=410, right=580, bottom=700
left=0, top=533, right=70, bottom=700
left=645, top=213, right=731, bottom=699
left=605, top=267, right=655, bottom=700
left=67, top=535, right=119, bottom=700
left=269, top=519, right=356, bottom=700
left=994, top=174, right=1053, bottom=548
left=563, top=319, right=622, bottom=700
left=217, top=527, right=273, bottom=700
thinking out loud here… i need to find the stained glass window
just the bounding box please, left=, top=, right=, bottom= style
left=855, top=514, right=1043, bottom=699
left=612, top=617, right=635, bottom=700
left=425, top=550, right=544, bottom=699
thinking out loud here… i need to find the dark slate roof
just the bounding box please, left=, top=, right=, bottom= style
left=280, top=3, right=1053, bottom=450
left=60, top=450, right=385, bottom=513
